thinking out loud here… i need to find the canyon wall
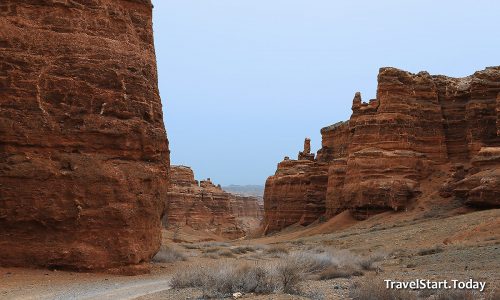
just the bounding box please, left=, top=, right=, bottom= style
left=166, top=166, right=262, bottom=238
left=263, top=143, right=329, bottom=233
left=264, top=67, right=500, bottom=232
left=0, top=0, right=169, bottom=270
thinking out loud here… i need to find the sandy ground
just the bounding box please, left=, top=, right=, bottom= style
left=1, top=208, right=499, bottom=299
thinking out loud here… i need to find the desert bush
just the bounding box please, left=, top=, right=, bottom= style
left=274, top=260, right=303, bottom=294
left=417, top=246, right=444, bottom=256
left=358, top=253, right=386, bottom=270
left=202, top=247, right=221, bottom=254
left=152, top=246, right=186, bottom=263
left=201, top=253, right=219, bottom=259
left=231, top=245, right=259, bottom=254
left=277, top=248, right=382, bottom=279
left=349, top=279, right=418, bottom=300
left=288, top=251, right=337, bottom=274
left=169, top=259, right=306, bottom=298
left=182, top=243, right=200, bottom=249
left=171, top=265, right=207, bottom=288
left=217, top=249, right=235, bottom=258
left=319, top=266, right=363, bottom=280
left=200, top=241, right=230, bottom=248
left=265, top=244, right=290, bottom=255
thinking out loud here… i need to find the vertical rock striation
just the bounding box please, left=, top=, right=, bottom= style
left=0, top=0, right=169, bottom=270
left=264, top=67, right=500, bottom=232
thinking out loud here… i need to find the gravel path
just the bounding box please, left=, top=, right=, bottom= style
left=3, top=275, right=171, bottom=300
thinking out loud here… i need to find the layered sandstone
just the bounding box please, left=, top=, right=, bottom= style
left=449, top=147, right=499, bottom=207
left=263, top=144, right=329, bottom=233
left=0, top=0, right=169, bottom=270
left=165, top=166, right=262, bottom=238
left=264, top=67, right=499, bottom=232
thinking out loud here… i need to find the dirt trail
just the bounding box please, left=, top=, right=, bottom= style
left=1, top=273, right=171, bottom=300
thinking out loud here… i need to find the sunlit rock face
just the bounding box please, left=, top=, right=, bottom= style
left=264, top=67, right=500, bottom=232
left=0, top=0, right=169, bottom=270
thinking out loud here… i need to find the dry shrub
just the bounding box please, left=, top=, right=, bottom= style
left=319, top=266, right=363, bottom=280
left=231, top=245, right=259, bottom=254
left=152, top=246, right=186, bottom=263
left=171, top=266, right=207, bottom=288
left=201, top=242, right=230, bottom=248
left=417, top=246, right=444, bottom=256
left=182, top=243, right=200, bottom=250
left=358, top=253, right=386, bottom=271
left=217, top=249, right=235, bottom=258
left=274, top=260, right=303, bottom=294
left=202, top=253, right=219, bottom=259
left=202, top=247, right=221, bottom=254
left=265, top=244, right=289, bottom=255
left=170, top=259, right=303, bottom=298
left=349, top=279, right=418, bottom=300
left=288, top=251, right=336, bottom=274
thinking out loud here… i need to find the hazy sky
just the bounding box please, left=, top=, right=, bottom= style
left=151, top=0, right=499, bottom=185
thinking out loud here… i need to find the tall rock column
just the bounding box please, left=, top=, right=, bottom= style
left=0, top=0, right=169, bottom=270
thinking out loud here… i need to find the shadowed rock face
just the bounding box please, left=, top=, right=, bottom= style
left=264, top=67, right=500, bottom=232
left=165, top=166, right=262, bottom=239
left=0, top=0, right=169, bottom=270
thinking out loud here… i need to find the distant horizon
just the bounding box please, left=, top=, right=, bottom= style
left=152, top=0, right=500, bottom=185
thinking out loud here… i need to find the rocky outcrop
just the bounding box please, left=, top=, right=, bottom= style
left=263, top=144, right=329, bottom=233
left=0, top=0, right=169, bottom=270
left=264, top=67, right=499, bottom=232
left=450, top=147, right=499, bottom=207
left=231, top=195, right=263, bottom=219
left=165, top=166, right=262, bottom=238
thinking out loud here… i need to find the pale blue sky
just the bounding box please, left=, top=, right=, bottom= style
left=151, top=0, right=499, bottom=185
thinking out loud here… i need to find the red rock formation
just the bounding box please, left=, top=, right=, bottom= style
left=263, top=143, right=329, bottom=233
left=166, top=166, right=262, bottom=238
left=0, top=0, right=169, bottom=270
left=231, top=195, right=263, bottom=219
left=451, top=147, right=499, bottom=207
left=264, top=67, right=499, bottom=231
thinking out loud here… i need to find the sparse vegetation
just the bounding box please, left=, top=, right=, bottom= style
left=417, top=246, right=444, bottom=256
left=264, top=244, right=289, bottom=255
left=319, top=266, right=363, bottom=280
left=217, top=249, right=235, bottom=258
left=230, top=245, right=261, bottom=254
left=170, top=247, right=385, bottom=298
left=433, top=289, right=489, bottom=300
left=171, top=261, right=284, bottom=298
left=349, top=279, right=418, bottom=300
left=202, top=247, right=221, bottom=254
left=152, top=246, right=187, bottom=263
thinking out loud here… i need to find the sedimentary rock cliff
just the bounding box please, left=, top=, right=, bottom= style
left=166, top=166, right=262, bottom=238
left=0, top=0, right=169, bottom=270
left=264, top=67, right=500, bottom=232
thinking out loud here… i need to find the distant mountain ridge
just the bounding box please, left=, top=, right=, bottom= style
left=222, top=185, right=264, bottom=200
